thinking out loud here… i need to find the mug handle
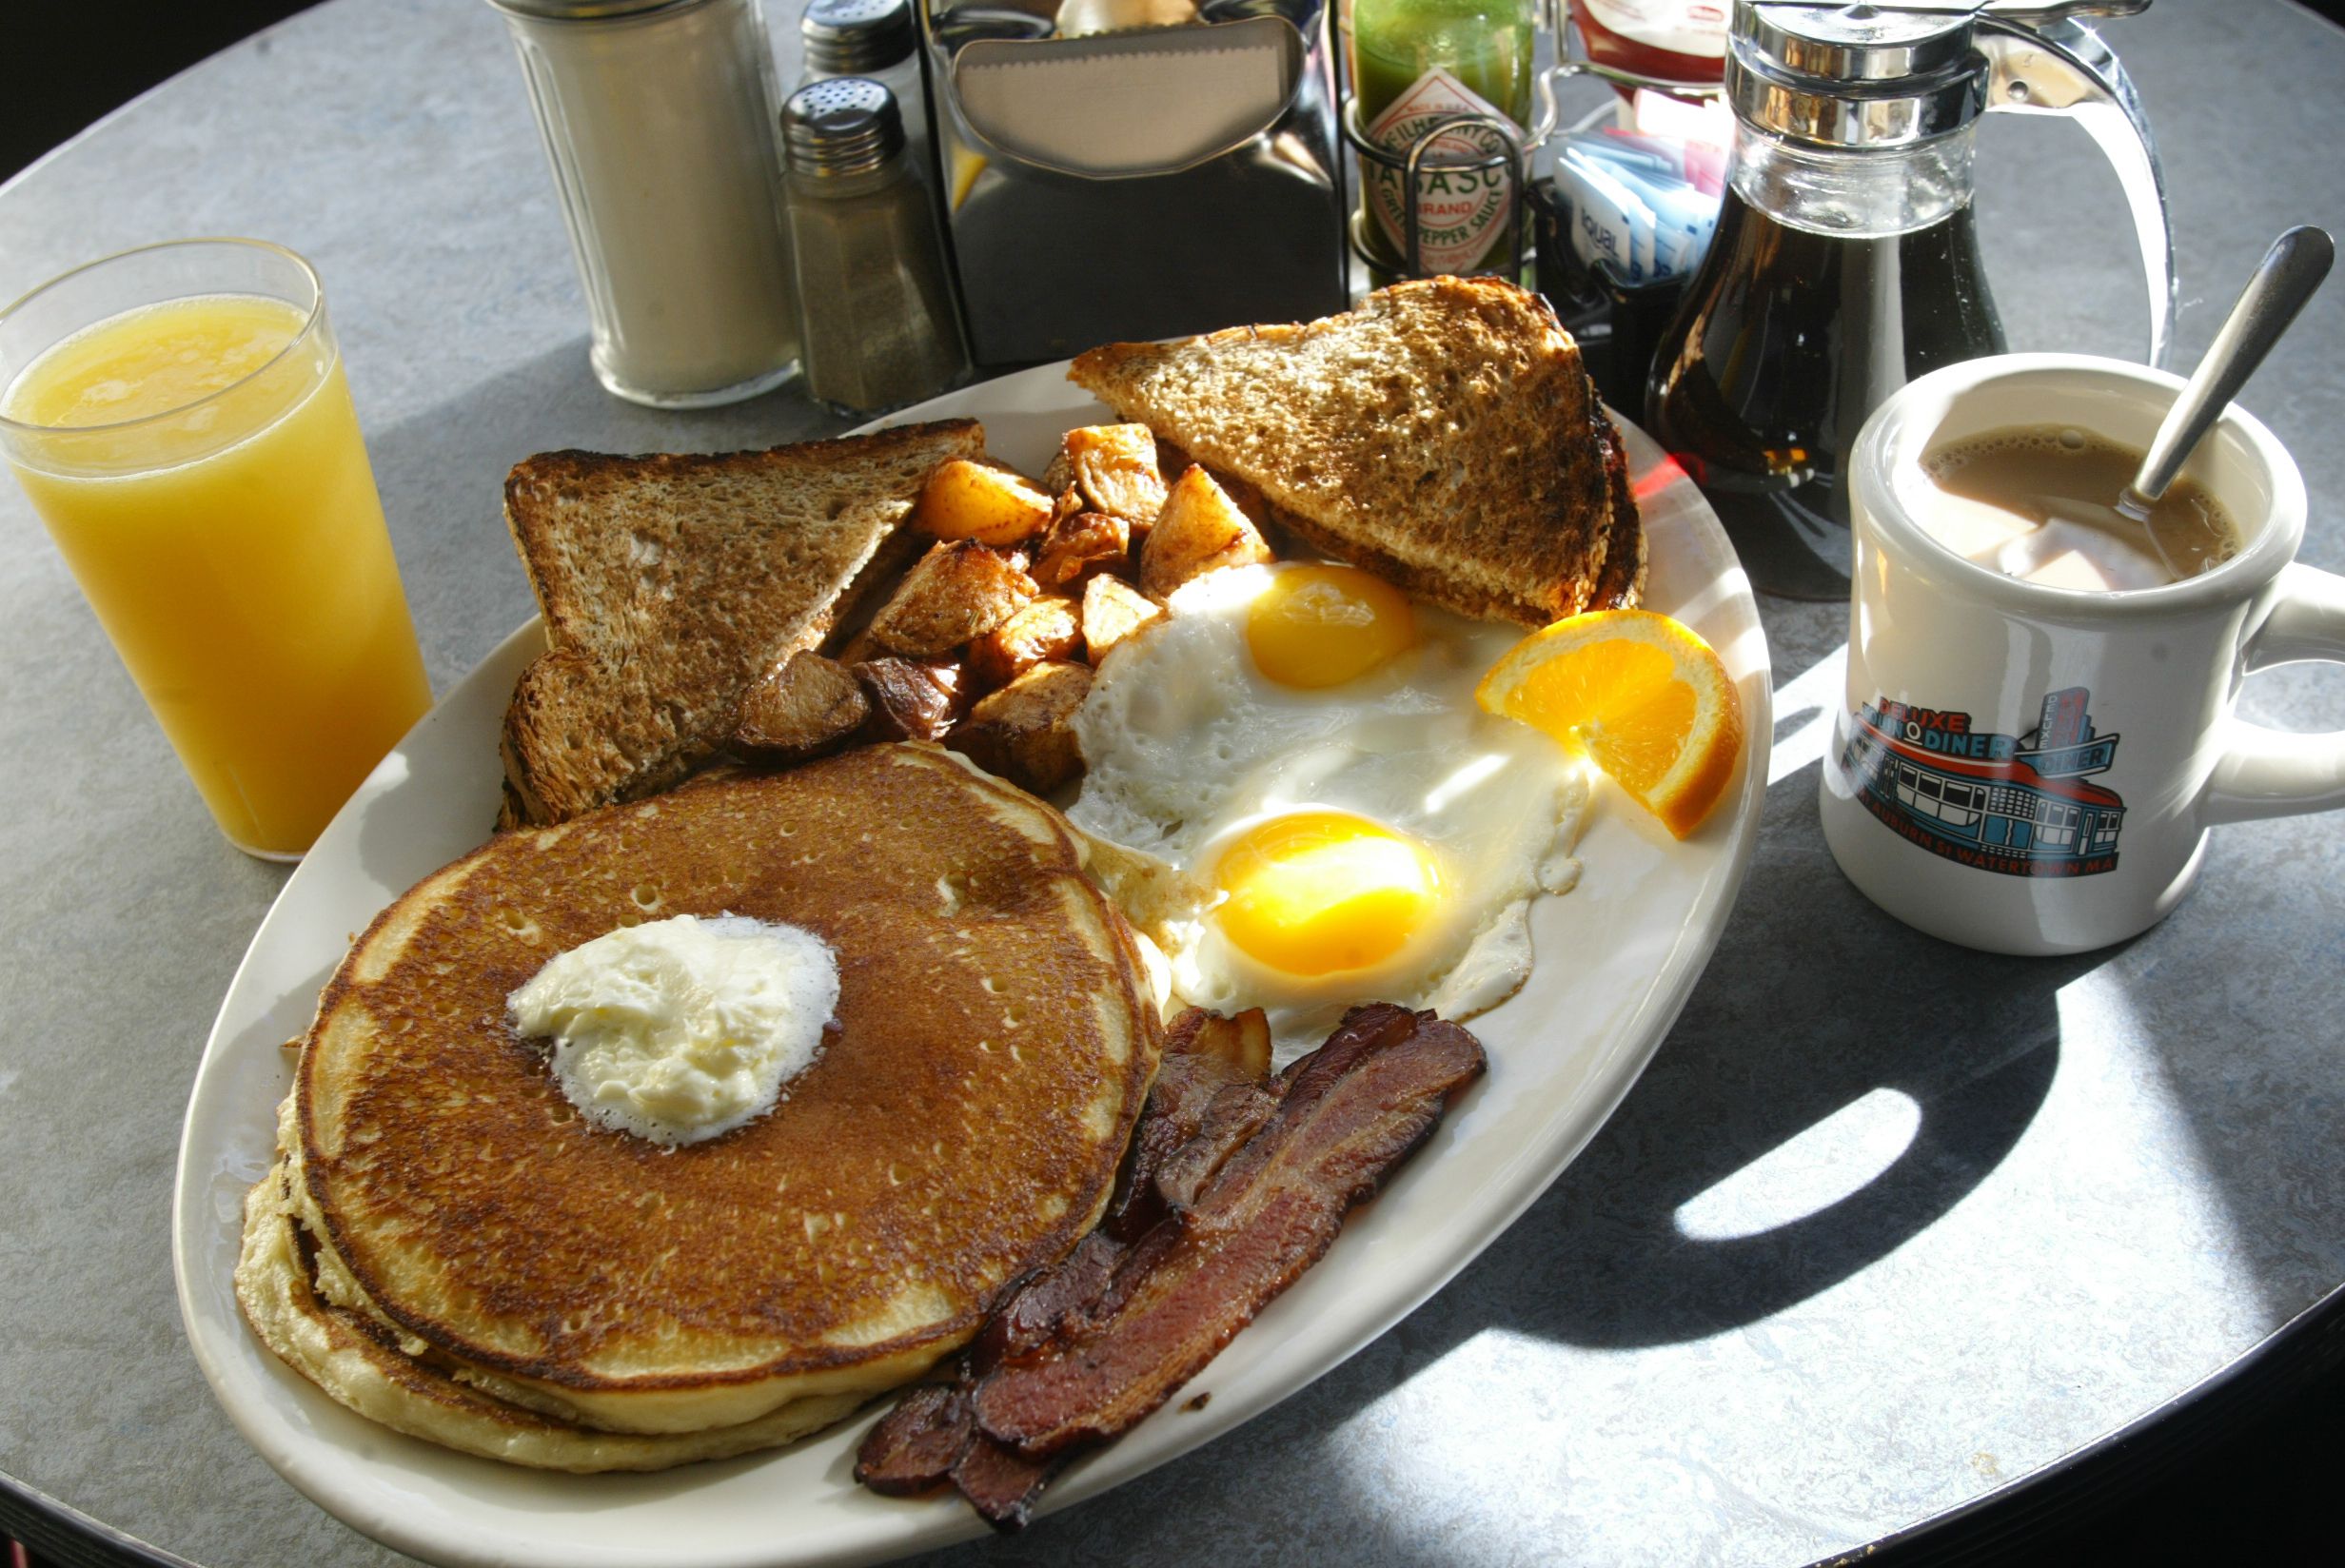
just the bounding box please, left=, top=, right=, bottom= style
left=2204, top=562, right=2345, bottom=823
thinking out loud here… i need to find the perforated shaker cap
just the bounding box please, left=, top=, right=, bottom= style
left=1729, top=1, right=1990, bottom=147
left=800, top=0, right=916, bottom=74
left=782, top=77, right=905, bottom=177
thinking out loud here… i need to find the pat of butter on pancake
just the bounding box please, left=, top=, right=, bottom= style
left=510, top=914, right=838, bottom=1147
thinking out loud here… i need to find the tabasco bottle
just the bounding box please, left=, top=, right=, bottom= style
left=1350, top=0, right=1534, bottom=282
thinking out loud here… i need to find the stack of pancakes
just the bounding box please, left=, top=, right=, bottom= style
left=237, top=746, right=1162, bottom=1470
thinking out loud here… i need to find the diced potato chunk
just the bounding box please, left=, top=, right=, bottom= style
left=866, top=539, right=1037, bottom=658
left=949, top=659, right=1093, bottom=794
left=911, top=459, right=1054, bottom=546
left=855, top=656, right=967, bottom=742
left=1032, top=508, right=1131, bottom=590
left=1044, top=424, right=1167, bottom=527
left=969, top=595, right=1082, bottom=689
left=1138, top=465, right=1274, bottom=598
left=734, top=651, right=870, bottom=759
left=1081, top=573, right=1164, bottom=665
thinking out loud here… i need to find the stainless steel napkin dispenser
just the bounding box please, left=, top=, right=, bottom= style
left=919, top=0, right=1348, bottom=367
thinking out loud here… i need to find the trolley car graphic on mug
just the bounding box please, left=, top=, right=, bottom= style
left=1838, top=687, right=2126, bottom=878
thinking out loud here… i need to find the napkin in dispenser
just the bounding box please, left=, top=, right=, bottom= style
left=923, top=1, right=1348, bottom=366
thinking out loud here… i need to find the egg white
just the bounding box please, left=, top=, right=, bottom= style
left=1070, top=564, right=1586, bottom=1054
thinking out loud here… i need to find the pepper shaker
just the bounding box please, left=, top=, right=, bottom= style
left=781, top=78, right=969, bottom=416
left=798, top=0, right=930, bottom=186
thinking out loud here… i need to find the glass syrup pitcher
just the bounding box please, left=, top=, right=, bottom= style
left=1645, top=1, right=2175, bottom=599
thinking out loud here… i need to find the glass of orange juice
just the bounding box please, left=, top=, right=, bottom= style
left=0, top=239, right=430, bottom=860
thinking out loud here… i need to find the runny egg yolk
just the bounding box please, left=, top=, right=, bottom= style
left=1244, top=563, right=1418, bottom=687
left=1211, top=811, right=1442, bottom=976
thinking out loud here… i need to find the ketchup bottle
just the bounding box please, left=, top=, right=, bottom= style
left=1573, top=0, right=1725, bottom=92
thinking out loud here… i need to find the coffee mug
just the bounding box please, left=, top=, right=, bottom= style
left=1818, top=354, right=2345, bottom=955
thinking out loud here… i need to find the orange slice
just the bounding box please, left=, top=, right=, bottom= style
left=1476, top=609, right=1744, bottom=838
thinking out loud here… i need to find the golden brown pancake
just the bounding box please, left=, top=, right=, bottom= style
left=237, top=744, right=1162, bottom=1468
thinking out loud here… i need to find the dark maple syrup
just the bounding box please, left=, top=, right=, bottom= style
left=1645, top=186, right=2006, bottom=599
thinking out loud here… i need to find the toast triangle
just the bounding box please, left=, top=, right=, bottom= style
left=499, top=421, right=984, bottom=824
left=1069, top=277, right=1642, bottom=626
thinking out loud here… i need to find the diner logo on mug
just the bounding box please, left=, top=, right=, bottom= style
left=1838, top=686, right=2128, bottom=879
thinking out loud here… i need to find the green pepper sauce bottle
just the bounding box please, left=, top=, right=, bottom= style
left=1349, top=0, right=1535, bottom=283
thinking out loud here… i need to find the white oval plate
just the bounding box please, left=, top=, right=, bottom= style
left=173, top=362, right=1771, bottom=1568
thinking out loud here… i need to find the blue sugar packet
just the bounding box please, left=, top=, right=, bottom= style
left=1608, top=159, right=1716, bottom=278
left=1551, top=130, right=1722, bottom=284
left=1558, top=146, right=1657, bottom=282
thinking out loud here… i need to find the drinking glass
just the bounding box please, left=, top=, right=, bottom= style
left=0, top=239, right=431, bottom=860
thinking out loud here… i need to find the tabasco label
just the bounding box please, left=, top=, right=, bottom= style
left=1364, top=69, right=1518, bottom=275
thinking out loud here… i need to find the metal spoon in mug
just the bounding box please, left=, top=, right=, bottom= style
left=2121, top=225, right=2334, bottom=573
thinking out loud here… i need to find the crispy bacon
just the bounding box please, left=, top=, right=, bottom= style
left=852, top=1042, right=1216, bottom=1501
left=854, top=1003, right=1485, bottom=1529
left=1106, top=1050, right=1254, bottom=1239
left=969, top=1005, right=1483, bottom=1460
left=853, top=1383, right=972, bottom=1496
left=1146, top=1076, right=1281, bottom=1215
left=970, top=1230, right=1128, bottom=1376
left=947, top=1432, right=1060, bottom=1529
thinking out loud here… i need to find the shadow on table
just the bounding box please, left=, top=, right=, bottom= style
left=1442, top=755, right=2110, bottom=1350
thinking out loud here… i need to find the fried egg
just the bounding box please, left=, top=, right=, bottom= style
left=1071, top=562, right=1586, bottom=1053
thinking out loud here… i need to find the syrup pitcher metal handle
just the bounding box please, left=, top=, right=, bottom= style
left=1977, top=11, right=2177, bottom=369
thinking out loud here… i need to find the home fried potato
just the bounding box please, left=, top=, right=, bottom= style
left=1146, top=438, right=1279, bottom=539
left=856, top=656, right=968, bottom=742
left=970, top=596, right=1082, bottom=689
left=1033, top=509, right=1132, bottom=590
left=950, top=659, right=1093, bottom=794
left=1080, top=574, right=1163, bottom=665
left=866, top=539, right=1037, bottom=659
left=912, top=459, right=1054, bottom=547
left=1045, top=424, right=1167, bottom=529
left=734, top=651, right=870, bottom=759
left=1138, top=466, right=1273, bottom=598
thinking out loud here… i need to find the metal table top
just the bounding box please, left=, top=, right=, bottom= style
left=2, top=2, right=2339, bottom=1564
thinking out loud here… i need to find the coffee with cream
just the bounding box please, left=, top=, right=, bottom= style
left=1916, top=426, right=2240, bottom=591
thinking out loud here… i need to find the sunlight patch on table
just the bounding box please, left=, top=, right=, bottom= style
left=1674, top=1088, right=1921, bottom=1243
left=1767, top=644, right=1846, bottom=787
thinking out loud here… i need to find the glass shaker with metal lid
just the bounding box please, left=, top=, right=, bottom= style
left=1645, top=1, right=2174, bottom=598
left=782, top=77, right=970, bottom=415
left=486, top=0, right=800, bottom=408
left=799, top=0, right=930, bottom=178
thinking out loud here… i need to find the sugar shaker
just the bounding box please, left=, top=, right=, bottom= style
left=781, top=78, right=969, bottom=416
left=487, top=0, right=799, bottom=407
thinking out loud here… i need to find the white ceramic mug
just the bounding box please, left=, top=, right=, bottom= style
left=1818, top=354, right=2345, bottom=955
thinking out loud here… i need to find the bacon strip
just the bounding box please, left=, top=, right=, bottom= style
left=854, top=1024, right=1238, bottom=1502
left=854, top=1383, right=972, bottom=1497
left=946, top=1431, right=1059, bottom=1529
left=972, top=1005, right=1484, bottom=1459
left=854, top=1004, right=1484, bottom=1528
left=1146, top=1076, right=1281, bottom=1215
left=1105, top=1046, right=1270, bottom=1240
left=968, top=1229, right=1128, bottom=1375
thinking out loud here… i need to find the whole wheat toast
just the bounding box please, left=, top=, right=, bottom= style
left=499, top=421, right=985, bottom=824
left=1069, top=277, right=1644, bottom=626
